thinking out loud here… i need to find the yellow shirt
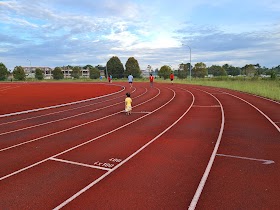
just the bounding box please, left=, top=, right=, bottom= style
left=125, top=97, right=132, bottom=107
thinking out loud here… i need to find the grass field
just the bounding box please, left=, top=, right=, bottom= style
left=173, top=78, right=280, bottom=101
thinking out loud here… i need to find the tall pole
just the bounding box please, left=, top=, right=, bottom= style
left=186, top=45, right=191, bottom=80
left=104, top=59, right=108, bottom=79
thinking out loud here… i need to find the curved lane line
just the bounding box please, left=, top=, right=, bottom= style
left=188, top=88, right=225, bottom=210
left=0, top=88, right=153, bottom=151
left=0, top=88, right=143, bottom=136
left=0, top=87, right=165, bottom=181
left=0, top=84, right=125, bottom=118
left=53, top=87, right=195, bottom=210
left=222, top=92, right=280, bottom=132
left=0, top=87, right=137, bottom=126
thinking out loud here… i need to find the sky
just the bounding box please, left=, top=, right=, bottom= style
left=0, top=0, right=280, bottom=71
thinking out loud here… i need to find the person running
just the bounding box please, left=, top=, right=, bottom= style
left=125, top=92, right=132, bottom=115
left=110, top=75, right=112, bottom=83
left=170, top=73, right=174, bottom=84
left=108, top=75, right=111, bottom=83
left=149, top=74, right=154, bottom=87
left=128, top=73, right=133, bottom=88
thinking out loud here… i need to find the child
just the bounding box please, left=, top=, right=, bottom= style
left=125, top=92, right=132, bottom=115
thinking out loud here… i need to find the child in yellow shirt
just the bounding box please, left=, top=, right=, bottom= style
left=125, top=93, right=132, bottom=115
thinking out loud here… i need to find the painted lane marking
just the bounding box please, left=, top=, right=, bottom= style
left=193, top=105, right=220, bottom=108
left=0, top=88, right=162, bottom=180
left=0, top=88, right=145, bottom=136
left=0, top=84, right=125, bottom=118
left=223, top=92, right=280, bottom=133
left=0, top=88, right=158, bottom=152
left=53, top=88, right=195, bottom=210
left=188, top=88, right=225, bottom=210
left=216, top=154, right=275, bottom=165
left=0, top=87, right=139, bottom=127
left=49, top=158, right=112, bottom=171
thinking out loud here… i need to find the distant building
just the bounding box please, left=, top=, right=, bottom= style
left=23, top=66, right=104, bottom=79
left=23, top=67, right=52, bottom=79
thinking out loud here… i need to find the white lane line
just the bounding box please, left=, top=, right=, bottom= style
left=0, top=88, right=163, bottom=181
left=216, top=153, right=275, bottom=165
left=0, top=88, right=157, bottom=152
left=188, top=89, right=225, bottom=210
left=0, top=87, right=138, bottom=126
left=223, top=92, right=280, bottom=133
left=49, top=157, right=111, bottom=171
left=0, top=88, right=144, bottom=136
left=53, top=88, right=195, bottom=210
left=0, top=84, right=125, bottom=118
left=193, top=105, right=220, bottom=108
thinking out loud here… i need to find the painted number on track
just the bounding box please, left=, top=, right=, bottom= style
left=94, top=158, right=122, bottom=169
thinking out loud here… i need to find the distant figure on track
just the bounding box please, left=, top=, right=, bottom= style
left=110, top=75, right=112, bottom=83
left=170, top=73, right=174, bottom=84
left=125, top=92, right=132, bottom=115
left=149, top=74, right=154, bottom=87
left=128, top=73, right=133, bottom=88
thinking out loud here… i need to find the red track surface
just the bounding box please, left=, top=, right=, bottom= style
left=0, top=82, right=279, bottom=210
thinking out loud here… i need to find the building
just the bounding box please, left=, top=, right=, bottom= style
left=23, top=67, right=52, bottom=79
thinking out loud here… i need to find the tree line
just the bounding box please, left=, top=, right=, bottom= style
left=1, top=57, right=279, bottom=81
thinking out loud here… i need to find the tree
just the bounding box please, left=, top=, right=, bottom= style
left=124, top=57, right=141, bottom=78
left=158, top=65, right=172, bottom=79
left=242, top=64, right=256, bottom=77
left=193, top=62, right=207, bottom=78
left=13, top=66, right=26, bottom=80
left=35, top=68, right=44, bottom=80
left=71, top=66, right=81, bottom=79
left=178, top=63, right=189, bottom=79
left=0, top=62, right=8, bottom=81
left=107, top=56, right=124, bottom=78
left=52, top=67, right=64, bottom=80
left=89, top=67, right=100, bottom=79
left=208, top=65, right=227, bottom=76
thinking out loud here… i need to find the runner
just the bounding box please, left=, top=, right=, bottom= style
left=149, top=74, right=154, bottom=87
left=170, top=73, right=174, bottom=84
left=128, top=73, right=133, bottom=88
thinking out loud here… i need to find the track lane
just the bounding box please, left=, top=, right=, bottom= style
left=0, top=86, right=177, bottom=209
left=0, top=86, right=162, bottom=179
left=0, top=86, right=147, bottom=150
left=194, top=86, right=280, bottom=210
left=53, top=85, right=223, bottom=209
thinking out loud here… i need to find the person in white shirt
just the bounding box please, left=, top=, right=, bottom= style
left=128, top=74, right=133, bottom=88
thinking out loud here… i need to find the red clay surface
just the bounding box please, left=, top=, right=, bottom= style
left=0, top=82, right=279, bottom=210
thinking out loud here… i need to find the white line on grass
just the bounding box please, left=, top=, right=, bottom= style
left=53, top=87, right=195, bottom=210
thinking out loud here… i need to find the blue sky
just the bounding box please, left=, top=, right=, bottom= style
left=0, top=0, right=279, bottom=71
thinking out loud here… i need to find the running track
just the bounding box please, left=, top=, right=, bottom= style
left=0, top=82, right=279, bottom=209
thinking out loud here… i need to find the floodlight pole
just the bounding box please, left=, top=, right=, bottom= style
left=186, top=45, right=192, bottom=80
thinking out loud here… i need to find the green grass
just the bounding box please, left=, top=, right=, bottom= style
left=174, top=77, right=280, bottom=101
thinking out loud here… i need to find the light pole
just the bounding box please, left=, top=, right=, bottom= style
left=183, top=44, right=192, bottom=80
left=104, top=59, right=108, bottom=79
